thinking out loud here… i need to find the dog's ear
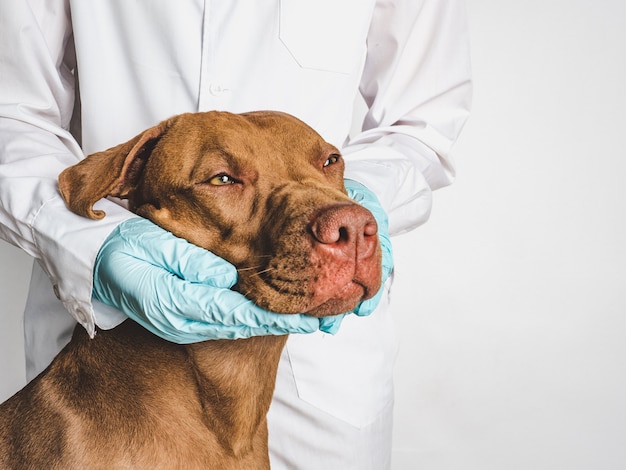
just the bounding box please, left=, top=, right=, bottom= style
left=58, top=119, right=173, bottom=220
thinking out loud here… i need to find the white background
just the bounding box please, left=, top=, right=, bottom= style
left=1, top=0, right=625, bottom=468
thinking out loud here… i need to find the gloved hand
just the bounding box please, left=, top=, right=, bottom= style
left=93, top=217, right=321, bottom=343
left=318, top=179, right=394, bottom=334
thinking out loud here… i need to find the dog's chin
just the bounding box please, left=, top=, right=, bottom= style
left=235, top=270, right=382, bottom=317
left=255, top=280, right=379, bottom=318
left=304, top=299, right=359, bottom=318
left=304, top=282, right=368, bottom=317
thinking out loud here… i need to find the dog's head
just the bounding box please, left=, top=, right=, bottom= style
left=59, top=111, right=382, bottom=316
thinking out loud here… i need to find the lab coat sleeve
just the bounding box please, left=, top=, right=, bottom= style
left=343, top=0, right=472, bottom=235
left=0, top=1, right=132, bottom=335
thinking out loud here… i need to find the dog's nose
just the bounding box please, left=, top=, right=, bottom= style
left=309, top=203, right=378, bottom=259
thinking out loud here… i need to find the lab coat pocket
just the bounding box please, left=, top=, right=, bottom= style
left=285, top=283, right=397, bottom=428
left=278, top=0, right=375, bottom=74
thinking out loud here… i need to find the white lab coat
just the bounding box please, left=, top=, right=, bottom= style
left=0, top=1, right=471, bottom=468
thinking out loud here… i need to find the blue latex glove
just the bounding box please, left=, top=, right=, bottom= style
left=93, top=217, right=321, bottom=343
left=318, top=179, right=394, bottom=334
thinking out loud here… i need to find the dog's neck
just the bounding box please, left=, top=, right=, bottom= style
left=184, top=335, right=288, bottom=456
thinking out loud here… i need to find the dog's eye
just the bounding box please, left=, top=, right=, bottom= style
left=208, top=174, right=237, bottom=185
left=323, top=154, right=341, bottom=167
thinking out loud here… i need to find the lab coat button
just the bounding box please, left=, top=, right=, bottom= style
left=75, top=309, right=88, bottom=324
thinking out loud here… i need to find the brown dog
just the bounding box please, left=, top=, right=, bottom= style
left=0, top=111, right=382, bottom=469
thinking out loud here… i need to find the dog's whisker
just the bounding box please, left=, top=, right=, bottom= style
left=251, top=267, right=276, bottom=277
left=237, top=265, right=263, bottom=272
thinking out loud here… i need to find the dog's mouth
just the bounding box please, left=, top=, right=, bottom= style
left=234, top=254, right=381, bottom=318
left=233, top=280, right=370, bottom=317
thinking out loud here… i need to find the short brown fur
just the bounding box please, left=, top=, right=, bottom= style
left=0, top=111, right=381, bottom=468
